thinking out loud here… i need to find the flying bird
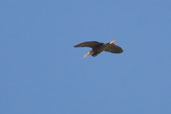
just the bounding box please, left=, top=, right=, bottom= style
left=74, top=40, right=123, bottom=57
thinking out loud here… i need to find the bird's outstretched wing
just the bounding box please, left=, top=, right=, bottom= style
left=104, top=44, right=123, bottom=53
left=74, top=41, right=103, bottom=48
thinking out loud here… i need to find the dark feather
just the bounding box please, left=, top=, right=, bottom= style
left=104, top=44, right=123, bottom=53
left=74, top=41, right=103, bottom=48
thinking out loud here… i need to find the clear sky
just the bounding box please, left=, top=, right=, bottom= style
left=1, top=0, right=171, bottom=114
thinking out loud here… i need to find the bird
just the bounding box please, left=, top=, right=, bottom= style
left=74, top=40, right=123, bottom=57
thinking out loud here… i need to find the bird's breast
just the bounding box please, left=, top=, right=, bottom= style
left=92, top=45, right=106, bottom=56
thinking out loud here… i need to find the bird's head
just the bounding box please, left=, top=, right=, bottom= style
left=109, top=40, right=116, bottom=44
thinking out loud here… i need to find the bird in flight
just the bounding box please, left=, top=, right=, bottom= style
left=74, top=40, right=123, bottom=57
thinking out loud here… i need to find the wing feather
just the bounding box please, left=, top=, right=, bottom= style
left=74, top=41, right=103, bottom=48
left=104, top=44, right=123, bottom=53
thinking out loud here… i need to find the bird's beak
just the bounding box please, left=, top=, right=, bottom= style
left=109, top=40, right=116, bottom=44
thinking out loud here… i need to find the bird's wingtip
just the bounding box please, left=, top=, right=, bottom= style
left=74, top=45, right=78, bottom=47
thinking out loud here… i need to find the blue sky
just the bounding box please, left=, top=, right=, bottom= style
left=0, top=0, right=171, bottom=114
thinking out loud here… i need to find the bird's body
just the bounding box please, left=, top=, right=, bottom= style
left=74, top=41, right=123, bottom=57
